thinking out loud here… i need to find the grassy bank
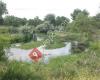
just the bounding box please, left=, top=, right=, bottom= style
left=19, top=41, right=43, bottom=49
left=19, top=41, right=65, bottom=49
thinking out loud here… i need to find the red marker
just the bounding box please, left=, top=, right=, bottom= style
left=29, top=48, right=42, bottom=62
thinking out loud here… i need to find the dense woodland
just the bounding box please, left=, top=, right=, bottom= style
left=0, top=1, right=100, bottom=80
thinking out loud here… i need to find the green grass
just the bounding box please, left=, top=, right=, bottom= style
left=0, top=26, right=10, bottom=34
left=0, top=33, right=25, bottom=43
left=19, top=41, right=43, bottom=49
left=0, top=34, right=11, bottom=44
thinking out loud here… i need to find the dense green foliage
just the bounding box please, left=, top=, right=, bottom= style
left=0, top=1, right=7, bottom=25
left=0, top=34, right=10, bottom=61
left=55, top=16, right=70, bottom=26
left=71, top=9, right=89, bottom=20
left=28, top=16, right=42, bottom=26
left=36, top=21, right=54, bottom=33
left=4, top=16, right=27, bottom=27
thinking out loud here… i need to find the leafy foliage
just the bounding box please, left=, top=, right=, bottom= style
left=0, top=35, right=10, bottom=61
left=71, top=9, right=89, bottom=20
left=4, top=16, right=27, bottom=27
left=27, top=16, right=42, bottom=26
left=0, top=1, right=7, bottom=24
left=55, top=16, right=70, bottom=26
left=44, top=14, right=56, bottom=26
left=36, top=21, right=54, bottom=33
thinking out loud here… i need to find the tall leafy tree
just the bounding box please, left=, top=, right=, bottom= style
left=55, top=16, right=70, bottom=26
left=71, top=9, right=89, bottom=20
left=4, top=16, right=25, bottom=27
left=70, top=12, right=95, bottom=41
left=33, top=16, right=42, bottom=26
left=27, top=19, right=34, bottom=26
left=36, top=21, right=54, bottom=33
left=0, top=1, right=7, bottom=25
left=20, top=18, right=27, bottom=26
left=71, top=9, right=81, bottom=20
left=44, top=14, right=55, bottom=26
left=91, top=13, right=100, bottom=29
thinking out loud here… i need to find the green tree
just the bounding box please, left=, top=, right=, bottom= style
left=36, top=21, right=54, bottom=33
left=27, top=17, right=42, bottom=26
left=55, top=16, right=70, bottom=26
left=33, top=16, right=42, bottom=26
left=0, top=1, right=7, bottom=25
left=93, top=13, right=100, bottom=29
left=4, top=16, right=26, bottom=27
left=44, top=14, right=55, bottom=26
left=71, top=12, right=91, bottom=32
left=71, top=9, right=89, bottom=20
left=27, top=19, right=34, bottom=26
left=21, top=26, right=33, bottom=42
left=70, top=12, right=94, bottom=41
left=20, top=18, right=27, bottom=26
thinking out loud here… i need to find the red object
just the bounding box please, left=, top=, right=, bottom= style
left=29, top=48, right=42, bottom=62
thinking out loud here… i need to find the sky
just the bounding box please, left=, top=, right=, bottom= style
left=2, top=0, right=100, bottom=19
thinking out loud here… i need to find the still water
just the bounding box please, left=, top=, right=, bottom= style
left=7, top=42, right=71, bottom=63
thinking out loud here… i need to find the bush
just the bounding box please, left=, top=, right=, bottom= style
left=89, top=41, right=100, bottom=50
left=9, top=27, right=19, bottom=33
left=10, top=34, right=24, bottom=43
left=0, top=43, right=5, bottom=61
left=0, top=36, right=10, bottom=61
left=71, top=41, right=89, bottom=53
left=36, top=21, right=54, bottom=33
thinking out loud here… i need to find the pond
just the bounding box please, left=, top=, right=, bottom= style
left=7, top=42, right=71, bottom=63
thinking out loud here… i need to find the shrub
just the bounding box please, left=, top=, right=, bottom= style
left=71, top=41, right=89, bottom=53
left=0, top=36, right=10, bottom=61
left=89, top=41, right=100, bottom=50
left=36, top=21, right=54, bottom=33
left=10, top=34, right=24, bottom=43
